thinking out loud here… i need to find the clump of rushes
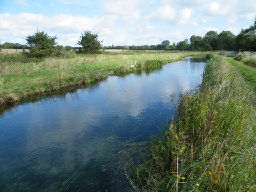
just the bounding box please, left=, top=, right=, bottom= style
left=0, top=51, right=205, bottom=106
left=124, top=54, right=256, bottom=191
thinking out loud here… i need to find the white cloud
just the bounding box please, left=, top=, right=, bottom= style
left=204, top=0, right=239, bottom=17
left=148, top=7, right=194, bottom=25
left=226, top=13, right=238, bottom=24
left=190, top=21, right=199, bottom=26
left=228, top=26, right=240, bottom=35
left=102, top=0, right=142, bottom=23
left=179, top=0, right=210, bottom=7
left=194, top=27, right=219, bottom=37
left=148, top=6, right=176, bottom=21
left=102, top=0, right=142, bottom=15
left=175, top=8, right=195, bottom=26
left=0, top=13, right=117, bottom=46
left=205, top=1, right=226, bottom=16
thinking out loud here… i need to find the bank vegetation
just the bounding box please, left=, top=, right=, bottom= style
left=123, top=54, right=256, bottom=191
left=0, top=51, right=204, bottom=106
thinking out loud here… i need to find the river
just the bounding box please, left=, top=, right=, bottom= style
left=0, top=57, right=206, bottom=191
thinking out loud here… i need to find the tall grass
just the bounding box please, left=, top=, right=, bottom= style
left=234, top=51, right=256, bottom=68
left=226, top=57, right=256, bottom=93
left=0, top=51, right=204, bottom=105
left=123, top=54, right=256, bottom=191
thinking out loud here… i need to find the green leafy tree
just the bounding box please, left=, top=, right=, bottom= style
left=205, top=31, right=218, bottom=43
left=190, top=35, right=203, bottom=51
left=177, top=39, right=189, bottom=50
left=26, top=31, right=57, bottom=57
left=161, top=40, right=170, bottom=49
left=236, top=18, right=256, bottom=51
left=218, top=31, right=236, bottom=50
left=77, top=31, right=102, bottom=54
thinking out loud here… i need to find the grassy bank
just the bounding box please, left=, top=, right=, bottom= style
left=0, top=51, right=204, bottom=106
left=226, top=57, right=256, bottom=93
left=124, top=54, right=256, bottom=191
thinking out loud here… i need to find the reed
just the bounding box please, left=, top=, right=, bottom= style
left=124, top=54, right=256, bottom=191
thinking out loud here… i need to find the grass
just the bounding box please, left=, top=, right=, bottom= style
left=226, top=57, right=256, bottom=93
left=0, top=51, right=205, bottom=106
left=123, top=54, right=256, bottom=191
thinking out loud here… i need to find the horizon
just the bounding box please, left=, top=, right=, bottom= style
left=1, top=0, right=256, bottom=47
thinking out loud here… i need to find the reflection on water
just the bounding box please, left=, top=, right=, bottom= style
left=0, top=57, right=206, bottom=191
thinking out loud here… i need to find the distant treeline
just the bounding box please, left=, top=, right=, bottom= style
left=106, top=19, right=256, bottom=52
left=106, top=28, right=255, bottom=52
left=0, top=42, right=72, bottom=52
left=1, top=19, right=255, bottom=52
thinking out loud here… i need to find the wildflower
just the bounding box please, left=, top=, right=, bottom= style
left=196, top=183, right=200, bottom=187
left=182, top=147, right=185, bottom=149
left=203, top=173, right=206, bottom=175
left=227, top=133, right=230, bottom=136
left=182, top=177, right=185, bottom=180
left=209, top=172, right=212, bottom=175
left=174, top=174, right=179, bottom=177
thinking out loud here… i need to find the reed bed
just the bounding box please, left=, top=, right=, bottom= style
left=123, top=54, right=256, bottom=191
left=0, top=51, right=204, bottom=105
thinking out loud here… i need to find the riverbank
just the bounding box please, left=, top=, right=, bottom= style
left=0, top=51, right=204, bottom=106
left=125, top=54, right=256, bottom=191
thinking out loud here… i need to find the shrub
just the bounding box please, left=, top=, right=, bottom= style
left=26, top=31, right=57, bottom=57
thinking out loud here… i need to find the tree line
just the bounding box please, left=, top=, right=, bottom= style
left=1, top=18, right=255, bottom=57
left=107, top=18, right=256, bottom=52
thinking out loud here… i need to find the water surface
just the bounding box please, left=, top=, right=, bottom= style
left=0, top=57, right=206, bottom=191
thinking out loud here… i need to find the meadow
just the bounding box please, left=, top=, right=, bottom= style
left=123, top=54, right=256, bottom=191
left=0, top=51, right=204, bottom=106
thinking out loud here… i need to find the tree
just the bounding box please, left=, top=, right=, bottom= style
left=161, top=40, right=170, bottom=49
left=190, top=35, right=203, bottom=51
left=77, top=31, right=102, bottom=54
left=205, top=31, right=218, bottom=43
left=26, top=31, right=57, bottom=57
left=236, top=18, right=256, bottom=51
left=176, top=39, right=189, bottom=50
left=218, top=31, right=236, bottom=50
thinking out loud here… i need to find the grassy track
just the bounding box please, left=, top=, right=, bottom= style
left=0, top=51, right=204, bottom=106
left=124, top=54, right=256, bottom=191
left=226, top=57, right=256, bottom=93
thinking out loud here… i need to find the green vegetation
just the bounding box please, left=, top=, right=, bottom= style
left=226, top=57, right=256, bottom=93
left=123, top=54, right=256, bottom=191
left=236, top=19, right=256, bottom=51
left=0, top=42, right=29, bottom=49
left=0, top=51, right=205, bottom=106
left=77, top=31, right=102, bottom=54
left=26, top=31, right=57, bottom=57
left=107, top=19, right=256, bottom=52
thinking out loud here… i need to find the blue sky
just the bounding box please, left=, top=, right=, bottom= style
left=1, top=0, right=256, bottom=47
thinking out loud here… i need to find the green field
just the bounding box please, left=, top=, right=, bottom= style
left=0, top=51, right=204, bottom=105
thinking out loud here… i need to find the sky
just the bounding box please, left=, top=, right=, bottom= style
left=0, top=0, right=256, bottom=47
